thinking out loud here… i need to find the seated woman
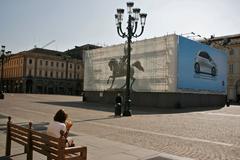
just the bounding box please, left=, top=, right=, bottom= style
left=47, top=109, right=75, bottom=147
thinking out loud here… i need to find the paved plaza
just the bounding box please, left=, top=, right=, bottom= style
left=0, top=94, right=240, bottom=160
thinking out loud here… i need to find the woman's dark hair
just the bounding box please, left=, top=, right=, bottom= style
left=54, top=109, right=68, bottom=123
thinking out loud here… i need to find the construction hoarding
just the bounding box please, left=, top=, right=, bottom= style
left=84, top=35, right=177, bottom=92
left=84, top=34, right=227, bottom=95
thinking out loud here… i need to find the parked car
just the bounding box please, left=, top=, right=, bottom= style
left=194, top=51, right=217, bottom=76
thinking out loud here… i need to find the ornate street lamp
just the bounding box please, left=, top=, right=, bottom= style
left=115, top=2, right=147, bottom=116
left=1, top=45, right=11, bottom=92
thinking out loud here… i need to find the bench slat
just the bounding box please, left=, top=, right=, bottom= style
left=10, top=132, right=28, bottom=142
left=32, top=135, right=59, bottom=148
left=65, top=146, right=87, bottom=160
left=32, top=145, right=58, bottom=159
left=31, top=130, right=59, bottom=142
left=32, top=140, right=58, bottom=154
left=10, top=126, right=28, bottom=136
left=11, top=136, right=28, bottom=146
left=10, top=123, right=29, bottom=132
left=65, top=155, right=86, bottom=160
left=64, top=146, right=87, bottom=154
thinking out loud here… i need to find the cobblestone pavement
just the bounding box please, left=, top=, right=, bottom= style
left=0, top=94, right=240, bottom=160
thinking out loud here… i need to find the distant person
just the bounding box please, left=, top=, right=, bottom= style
left=0, top=91, right=4, bottom=99
left=82, top=92, right=86, bottom=101
left=115, top=93, right=122, bottom=104
left=115, top=93, right=122, bottom=116
left=47, top=109, right=75, bottom=147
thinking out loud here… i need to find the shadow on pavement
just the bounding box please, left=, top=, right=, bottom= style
left=0, top=121, right=49, bottom=134
left=0, top=119, right=78, bottom=137
left=37, top=101, right=114, bottom=112
left=135, top=105, right=224, bottom=114
left=227, top=101, right=240, bottom=106
left=21, top=122, right=49, bottom=131
left=0, top=153, right=26, bottom=160
left=36, top=101, right=224, bottom=115
left=0, top=114, right=7, bottom=119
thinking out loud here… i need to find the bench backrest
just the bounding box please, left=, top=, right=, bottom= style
left=6, top=122, right=29, bottom=151
left=6, top=117, right=86, bottom=160
left=31, top=129, right=66, bottom=159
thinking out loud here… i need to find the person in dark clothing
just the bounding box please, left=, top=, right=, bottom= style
left=115, top=93, right=122, bottom=116
left=115, top=94, right=122, bottom=104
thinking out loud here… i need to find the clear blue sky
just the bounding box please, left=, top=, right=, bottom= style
left=0, top=0, right=239, bottom=53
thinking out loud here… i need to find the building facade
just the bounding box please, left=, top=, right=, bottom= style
left=0, top=48, right=84, bottom=95
left=204, top=34, right=240, bottom=102
left=0, top=53, right=24, bottom=93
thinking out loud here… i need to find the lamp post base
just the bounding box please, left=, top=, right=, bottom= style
left=122, top=110, right=132, bottom=116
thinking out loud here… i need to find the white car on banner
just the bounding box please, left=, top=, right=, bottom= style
left=194, top=51, right=217, bottom=76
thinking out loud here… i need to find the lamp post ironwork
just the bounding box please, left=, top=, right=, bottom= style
left=115, top=2, right=147, bottom=116
left=1, top=45, right=11, bottom=92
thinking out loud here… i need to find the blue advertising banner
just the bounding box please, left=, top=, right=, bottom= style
left=177, top=36, right=227, bottom=93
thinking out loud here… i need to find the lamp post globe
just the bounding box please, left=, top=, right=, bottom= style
left=115, top=2, right=147, bottom=116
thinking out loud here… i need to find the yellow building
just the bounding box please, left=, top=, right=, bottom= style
left=0, top=48, right=85, bottom=95
left=0, top=53, right=24, bottom=92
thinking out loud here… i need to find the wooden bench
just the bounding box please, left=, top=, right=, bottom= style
left=5, top=117, right=87, bottom=160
